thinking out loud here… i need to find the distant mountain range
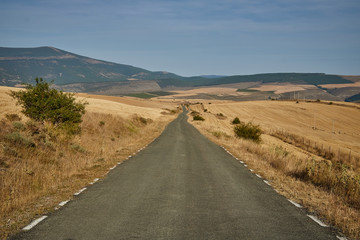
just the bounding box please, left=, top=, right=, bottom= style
left=0, top=47, right=357, bottom=100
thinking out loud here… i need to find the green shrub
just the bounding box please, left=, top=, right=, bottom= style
left=234, top=122, right=262, bottom=143
left=5, top=132, right=35, bottom=148
left=193, top=115, right=205, bottom=121
left=99, top=121, right=105, bottom=126
left=232, top=117, right=241, bottom=125
left=10, top=78, right=87, bottom=134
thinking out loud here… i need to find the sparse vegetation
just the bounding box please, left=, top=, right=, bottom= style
left=216, top=113, right=227, bottom=120
left=232, top=117, right=241, bottom=125
left=211, top=131, right=231, bottom=139
left=193, top=115, right=205, bottom=121
left=234, top=122, right=262, bottom=143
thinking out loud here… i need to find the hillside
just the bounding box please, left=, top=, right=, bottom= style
left=0, top=47, right=182, bottom=86
left=1, top=47, right=358, bottom=101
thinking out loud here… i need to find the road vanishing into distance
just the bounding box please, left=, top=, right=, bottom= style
left=12, top=109, right=339, bottom=240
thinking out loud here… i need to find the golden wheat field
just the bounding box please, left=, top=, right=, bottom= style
left=0, top=86, right=179, bottom=239
left=188, top=100, right=360, bottom=239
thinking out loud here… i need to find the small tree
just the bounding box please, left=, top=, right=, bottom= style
left=10, top=78, right=87, bottom=134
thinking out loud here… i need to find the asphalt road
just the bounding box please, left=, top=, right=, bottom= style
left=11, top=109, right=339, bottom=240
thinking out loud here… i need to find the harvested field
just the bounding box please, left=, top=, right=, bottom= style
left=250, top=83, right=317, bottom=94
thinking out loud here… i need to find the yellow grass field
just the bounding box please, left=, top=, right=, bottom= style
left=188, top=100, right=360, bottom=239
left=191, top=100, right=360, bottom=154
left=0, top=87, right=179, bottom=239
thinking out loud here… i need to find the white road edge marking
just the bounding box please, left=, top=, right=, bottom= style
left=22, top=216, right=47, bottom=231
left=249, top=169, right=254, bottom=172
left=336, top=236, right=348, bottom=240
left=239, top=160, right=244, bottom=164
left=74, top=187, right=87, bottom=196
left=117, top=162, right=122, bottom=165
left=244, top=164, right=247, bottom=167
left=58, top=200, right=70, bottom=207
left=263, top=180, right=271, bottom=186
left=109, top=165, right=116, bottom=170
left=90, top=178, right=99, bottom=184
left=307, top=215, right=328, bottom=227
left=255, top=174, right=262, bottom=178
left=288, top=199, right=302, bottom=208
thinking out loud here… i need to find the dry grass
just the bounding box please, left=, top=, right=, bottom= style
left=250, top=83, right=317, bottom=94
left=319, top=82, right=360, bottom=89
left=188, top=100, right=360, bottom=239
left=0, top=87, right=178, bottom=239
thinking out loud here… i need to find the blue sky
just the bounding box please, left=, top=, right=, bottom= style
left=1, top=0, right=359, bottom=76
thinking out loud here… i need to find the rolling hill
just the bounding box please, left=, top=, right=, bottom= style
left=0, top=46, right=183, bottom=86
left=0, top=46, right=358, bottom=101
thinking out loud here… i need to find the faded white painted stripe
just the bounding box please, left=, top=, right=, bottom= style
left=307, top=215, right=328, bottom=227
left=109, top=165, right=116, bottom=170
left=336, top=236, right=347, bottom=240
left=255, top=174, right=262, bottom=178
left=244, top=164, right=247, bottom=167
left=239, top=161, right=244, bottom=164
left=74, top=187, right=87, bottom=196
left=288, top=199, right=302, bottom=208
left=90, top=178, right=99, bottom=184
left=263, top=180, right=271, bottom=186
left=58, top=200, right=70, bottom=207
left=117, top=162, right=122, bottom=165
left=22, top=216, right=47, bottom=231
left=249, top=169, right=254, bottom=172
left=128, top=155, right=132, bottom=158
